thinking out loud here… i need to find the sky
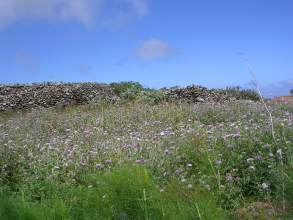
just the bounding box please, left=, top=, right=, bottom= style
left=0, top=0, right=292, bottom=97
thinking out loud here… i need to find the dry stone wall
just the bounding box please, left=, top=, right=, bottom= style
left=165, top=85, right=235, bottom=103
left=0, top=83, right=256, bottom=112
left=0, top=83, right=118, bottom=111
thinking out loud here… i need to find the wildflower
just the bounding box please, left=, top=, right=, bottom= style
left=159, top=188, right=164, bottom=193
left=255, top=155, right=263, bottom=161
left=96, top=163, right=102, bottom=169
left=263, top=144, right=271, bottom=149
left=225, top=174, right=233, bottom=182
left=175, top=168, right=183, bottom=175
left=235, top=177, right=241, bottom=182
left=215, top=160, right=222, bottom=166
left=187, top=184, right=193, bottom=189
left=187, top=163, right=192, bottom=168
left=246, top=158, right=254, bottom=163
left=269, top=153, right=274, bottom=157
left=276, top=149, right=282, bottom=157
left=136, top=157, right=145, bottom=165
left=164, top=149, right=171, bottom=155
left=105, top=159, right=112, bottom=164
left=249, top=165, right=255, bottom=170
left=89, top=150, right=97, bottom=157
left=261, top=182, right=269, bottom=190
left=204, top=184, right=211, bottom=191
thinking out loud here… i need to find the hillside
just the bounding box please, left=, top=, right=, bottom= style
left=1, top=96, right=293, bottom=219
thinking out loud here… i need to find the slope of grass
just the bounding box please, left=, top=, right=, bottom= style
left=0, top=101, right=292, bottom=219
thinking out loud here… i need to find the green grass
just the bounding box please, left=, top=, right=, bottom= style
left=0, top=101, right=293, bottom=219
left=0, top=166, right=229, bottom=220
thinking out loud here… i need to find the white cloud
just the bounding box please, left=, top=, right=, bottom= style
left=0, top=0, right=148, bottom=28
left=136, top=39, right=178, bottom=61
left=127, top=0, right=148, bottom=17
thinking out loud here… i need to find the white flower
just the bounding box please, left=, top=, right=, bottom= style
left=216, top=160, right=222, bottom=166
left=246, top=158, right=254, bottom=163
left=204, top=184, right=211, bottom=191
left=187, top=163, right=192, bottom=167
left=261, top=182, right=269, bottom=190
left=96, top=163, right=102, bottom=169
left=249, top=165, right=255, bottom=170
left=263, top=144, right=271, bottom=149
left=277, top=149, right=282, bottom=156
left=187, top=184, right=193, bottom=189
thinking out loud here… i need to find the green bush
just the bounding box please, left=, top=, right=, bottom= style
left=138, top=90, right=166, bottom=104
left=110, top=81, right=144, bottom=100
left=217, top=86, right=260, bottom=101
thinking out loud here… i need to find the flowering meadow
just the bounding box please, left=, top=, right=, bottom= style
left=0, top=100, right=293, bottom=219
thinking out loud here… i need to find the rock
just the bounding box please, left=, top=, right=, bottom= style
left=165, top=85, right=233, bottom=103
left=0, top=83, right=118, bottom=111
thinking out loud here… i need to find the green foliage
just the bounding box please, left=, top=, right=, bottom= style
left=0, top=166, right=229, bottom=220
left=217, top=86, right=260, bottom=101
left=110, top=81, right=166, bottom=103
left=137, top=89, right=166, bottom=104
left=110, top=81, right=144, bottom=100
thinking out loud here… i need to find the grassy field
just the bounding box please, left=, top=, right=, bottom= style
left=0, top=100, right=293, bottom=219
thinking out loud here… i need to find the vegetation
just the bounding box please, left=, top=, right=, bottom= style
left=110, top=82, right=261, bottom=103
left=216, top=86, right=260, bottom=101
left=0, top=100, right=292, bottom=219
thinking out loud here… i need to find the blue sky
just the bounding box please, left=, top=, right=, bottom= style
left=0, top=0, right=292, bottom=97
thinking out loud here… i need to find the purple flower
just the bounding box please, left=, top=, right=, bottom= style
left=175, top=168, right=183, bottom=175
left=235, top=177, right=241, bottom=182
left=255, top=155, right=263, bottom=161
left=105, top=159, right=112, bottom=164
left=225, top=174, right=233, bottom=182
left=136, top=157, right=145, bottom=165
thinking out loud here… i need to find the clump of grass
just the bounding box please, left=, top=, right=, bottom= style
left=0, top=165, right=229, bottom=220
